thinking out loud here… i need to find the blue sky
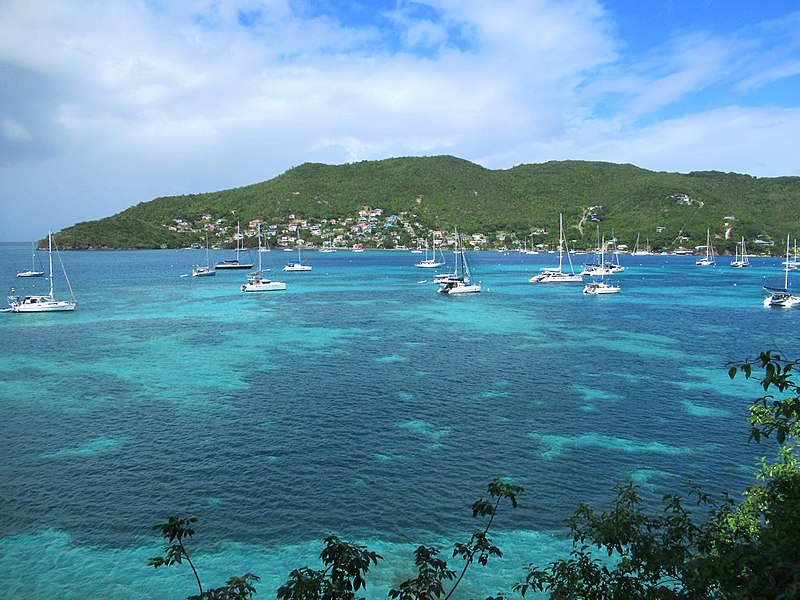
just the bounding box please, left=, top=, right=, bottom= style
left=1, top=0, right=799, bottom=241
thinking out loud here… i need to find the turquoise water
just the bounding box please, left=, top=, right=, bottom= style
left=1, top=246, right=797, bottom=599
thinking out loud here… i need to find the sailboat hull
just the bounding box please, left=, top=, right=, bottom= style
left=215, top=262, right=253, bottom=269
left=764, top=293, right=800, bottom=308
left=7, top=296, right=77, bottom=312
left=439, top=282, right=481, bottom=294
left=415, top=260, right=444, bottom=268
left=241, top=280, right=287, bottom=292
left=583, top=282, right=621, bottom=295
left=283, top=263, right=312, bottom=271
left=529, top=271, right=583, bottom=283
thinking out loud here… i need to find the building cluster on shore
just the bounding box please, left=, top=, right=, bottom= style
left=166, top=199, right=780, bottom=256
left=171, top=208, right=495, bottom=251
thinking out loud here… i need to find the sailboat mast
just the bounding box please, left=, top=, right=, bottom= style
left=47, top=231, right=54, bottom=298
left=257, top=224, right=263, bottom=272
left=297, top=228, right=301, bottom=261
left=786, top=234, right=791, bottom=289
left=558, top=213, right=564, bottom=270
left=236, top=222, right=241, bottom=260
left=601, top=236, right=607, bottom=281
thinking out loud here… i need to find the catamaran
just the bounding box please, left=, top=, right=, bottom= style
left=242, top=225, right=287, bottom=292
left=764, top=234, right=800, bottom=308
left=730, top=237, right=750, bottom=268
left=6, top=231, right=77, bottom=312
left=415, top=236, right=445, bottom=268
left=583, top=234, right=620, bottom=295
left=695, top=229, right=716, bottom=266
left=437, top=230, right=481, bottom=295
left=581, top=229, right=615, bottom=277
left=529, top=214, right=583, bottom=283
left=781, top=238, right=799, bottom=270
left=283, top=228, right=312, bottom=271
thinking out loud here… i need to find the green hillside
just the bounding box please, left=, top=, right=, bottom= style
left=54, top=156, right=800, bottom=253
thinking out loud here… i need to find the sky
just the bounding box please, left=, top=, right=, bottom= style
left=1, top=0, right=800, bottom=241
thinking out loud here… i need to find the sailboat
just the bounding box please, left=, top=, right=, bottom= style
left=192, top=233, right=216, bottom=277
left=415, top=236, right=445, bottom=268
left=319, top=241, right=336, bottom=253
left=730, top=237, right=750, bottom=268
left=583, top=234, right=620, bottom=295
left=695, top=229, right=716, bottom=266
left=16, top=242, right=45, bottom=277
left=437, top=230, right=481, bottom=294
left=781, top=239, right=799, bottom=270
left=580, top=229, right=614, bottom=277
left=242, top=225, right=287, bottom=292
left=764, top=234, right=800, bottom=308
left=215, top=222, right=254, bottom=270
left=608, top=235, right=625, bottom=272
left=6, top=231, right=77, bottom=312
left=528, top=214, right=583, bottom=283
left=283, top=228, right=312, bottom=271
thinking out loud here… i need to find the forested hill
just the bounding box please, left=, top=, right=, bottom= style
left=54, top=155, right=800, bottom=252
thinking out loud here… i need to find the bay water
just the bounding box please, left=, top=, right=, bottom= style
left=1, top=245, right=797, bottom=599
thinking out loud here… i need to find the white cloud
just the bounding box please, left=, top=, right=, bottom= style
left=0, top=0, right=798, bottom=240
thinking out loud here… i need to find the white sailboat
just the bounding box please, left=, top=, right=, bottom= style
left=415, top=236, right=445, bottom=268
left=6, top=231, right=77, bottom=312
left=283, top=228, right=312, bottom=271
left=608, top=236, right=625, bottom=272
left=730, top=237, right=750, bottom=268
left=215, top=222, right=254, bottom=270
left=16, top=242, right=45, bottom=277
left=529, top=214, right=583, bottom=283
left=764, top=234, right=800, bottom=308
left=695, top=229, right=716, bottom=266
left=438, top=230, right=481, bottom=295
left=242, top=225, right=286, bottom=292
left=580, top=229, right=614, bottom=277
left=192, top=233, right=216, bottom=277
left=781, top=239, right=800, bottom=270
left=583, top=234, right=620, bottom=295
left=630, top=233, right=652, bottom=256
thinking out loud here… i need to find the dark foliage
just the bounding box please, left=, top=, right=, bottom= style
left=54, top=156, right=800, bottom=249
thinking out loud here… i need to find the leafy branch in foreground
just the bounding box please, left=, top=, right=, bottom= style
left=729, top=350, right=800, bottom=452
left=148, top=515, right=259, bottom=600
left=274, top=478, right=522, bottom=600
left=387, top=478, right=523, bottom=600
left=516, top=350, right=800, bottom=599
left=443, top=479, right=523, bottom=600
left=276, top=535, right=382, bottom=600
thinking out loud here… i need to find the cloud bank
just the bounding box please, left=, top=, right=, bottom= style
left=1, top=0, right=799, bottom=239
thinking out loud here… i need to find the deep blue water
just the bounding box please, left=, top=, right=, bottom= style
left=1, top=245, right=798, bottom=599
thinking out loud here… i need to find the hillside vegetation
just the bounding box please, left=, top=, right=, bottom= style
left=54, top=156, right=800, bottom=252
